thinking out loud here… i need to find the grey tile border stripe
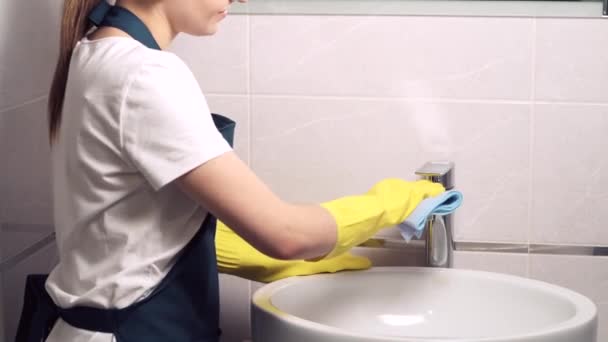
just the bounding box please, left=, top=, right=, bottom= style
left=528, top=244, right=608, bottom=256
left=456, top=242, right=608, bottom=256
left=362, top=238, right=608, bottom=257
left=0, top=232, right=56, bottom=273
left=2, top=234, right=608, bottom=273
left=455, top=241, right=529, bottom=254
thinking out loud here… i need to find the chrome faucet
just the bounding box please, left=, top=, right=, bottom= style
left=357, top=161, right=456, bottom=268
left=415, top=161, right=455, bottom=268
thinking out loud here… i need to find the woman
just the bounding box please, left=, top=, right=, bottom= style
left=19, top=0, right=444, bottom=341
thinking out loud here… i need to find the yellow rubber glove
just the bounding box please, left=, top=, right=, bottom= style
left=319, top=178, right=445, bottom=259
left=215, top=178, right=443, bottom=282
left=216, top=220, right=371, bottom=283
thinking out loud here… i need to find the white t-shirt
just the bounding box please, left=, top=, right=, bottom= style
left=45, top=36, right=232, bottom=341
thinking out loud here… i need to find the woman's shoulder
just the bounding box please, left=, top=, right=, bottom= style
left=70, top=37, right=200, bottom=114
left=76, top=36, right=191, bottom=80
left=112, top=41, right=204, bottom=112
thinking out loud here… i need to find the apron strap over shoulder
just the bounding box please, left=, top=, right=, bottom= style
left=87, top=1, right=161, bottom=50
left=87, top=0, right=112, bottom=26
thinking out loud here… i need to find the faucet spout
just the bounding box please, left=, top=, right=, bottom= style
left=415, top=161, right=455, bottom=268
left=425, top=215, right=454, bottom=267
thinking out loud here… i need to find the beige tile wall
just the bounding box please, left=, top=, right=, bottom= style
left=0, top=0, right=61, bottom=337
left=0, top=99, right=53, bottom=224
left=0, top=1, right=60, bottom=111
left=531, top=104, right=608, bottom=245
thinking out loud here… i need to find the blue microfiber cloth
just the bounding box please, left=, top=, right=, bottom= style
left=398, top=190, right=463, bottom=242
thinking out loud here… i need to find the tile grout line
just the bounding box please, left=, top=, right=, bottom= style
left=0, top=232, right=56, bottom=273
left=246, top=13, right=254, bottom=333
left=0, top=95, right=49, bottom=115
left=247, top=14, right=253, bottom=168
left=526, top=16, right=538, bottom=278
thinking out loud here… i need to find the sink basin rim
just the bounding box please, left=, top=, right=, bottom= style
left=252, top=267, right=597, bottom=341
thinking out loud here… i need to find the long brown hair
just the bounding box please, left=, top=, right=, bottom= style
left=48, top=0, right=101, bottom=143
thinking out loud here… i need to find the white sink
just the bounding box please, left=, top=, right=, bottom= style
left=251, top=267, right=597, bottom=342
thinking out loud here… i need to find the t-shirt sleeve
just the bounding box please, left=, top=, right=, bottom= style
left=121, top=52, right=232, bottom=191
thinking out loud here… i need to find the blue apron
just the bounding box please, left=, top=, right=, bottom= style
left=15, top=3, right=236, bottom=341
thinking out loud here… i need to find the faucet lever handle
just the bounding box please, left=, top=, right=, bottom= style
left=415, top=161, right=455, bottom=190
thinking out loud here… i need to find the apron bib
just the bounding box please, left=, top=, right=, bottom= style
left=16, top=3, right=236, bottom=340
